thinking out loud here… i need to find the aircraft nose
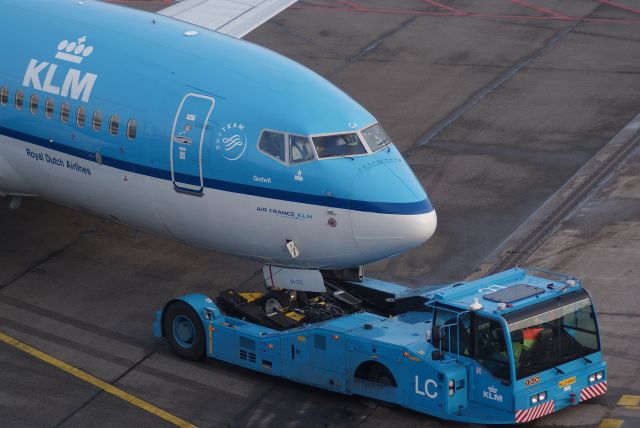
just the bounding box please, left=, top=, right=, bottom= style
left=348, top=156, right=437, bottom=261
left=350, top=208, right=437, bottom=260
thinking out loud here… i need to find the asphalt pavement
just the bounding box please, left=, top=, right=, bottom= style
left=2, top=1, right=640, bottom=427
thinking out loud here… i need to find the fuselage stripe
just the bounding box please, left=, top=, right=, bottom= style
left=0, top=125, right=433, bottom=215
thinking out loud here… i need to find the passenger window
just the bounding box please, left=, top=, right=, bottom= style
left=29, top=94, right=39, bottom=114
left=126, top=119, right=137, bottom=140
left=93, top=111, right=102, bottom=131
left=45, top=99, right=54, bottom=119
left=76, top=106, right=86, bottom=127
left=0, top=86, right=8, bottom=106
left=60, top=103, right=70, bottom=123
left=15, top=90, right=23, bottom=110
left=312, top=133, right=367, bottom=158
left=259, top=131, right=286, bottom=162
left=109, top=114, right=119, bottom=136
left=289, top=135, right=315, bottom=164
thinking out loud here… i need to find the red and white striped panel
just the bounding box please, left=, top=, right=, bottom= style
left=580, top=381, right=607, bottom=401
left=515, top=400, right=555, bottom=423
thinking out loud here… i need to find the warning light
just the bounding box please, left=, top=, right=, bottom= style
left=332, top=335, right=340, bottom=341
left=267, top=343, right=274, bottom=349
left=403, top=351, right=410, bottom=358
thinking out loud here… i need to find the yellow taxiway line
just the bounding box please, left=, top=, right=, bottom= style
left=0, top=330, right=197, bottom=428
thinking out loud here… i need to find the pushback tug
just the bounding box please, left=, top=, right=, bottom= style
left=154, top=268, right=606, bottom=424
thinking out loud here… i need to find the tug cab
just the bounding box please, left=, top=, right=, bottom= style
left=425, top=270, right=605, bottom=423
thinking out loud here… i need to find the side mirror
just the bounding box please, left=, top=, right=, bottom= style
left=431, top=350, right=442, bottom=361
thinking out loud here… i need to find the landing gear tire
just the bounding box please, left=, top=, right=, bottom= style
left=163, top=301, right=205, bottom=361
left=263, top=291, right=290, bottom=315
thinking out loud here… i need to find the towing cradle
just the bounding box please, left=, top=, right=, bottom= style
left=154, top=268, right=606, bottom=424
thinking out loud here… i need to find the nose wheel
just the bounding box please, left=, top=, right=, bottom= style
left=263, top=291, right=292, bottom=315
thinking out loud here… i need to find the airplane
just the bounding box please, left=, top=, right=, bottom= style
left=0, top=0, right=436, bottom=288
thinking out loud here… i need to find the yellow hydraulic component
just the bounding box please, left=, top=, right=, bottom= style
left=239, top=292, right=265, bottom=303
left=286, top=311, right=305, bottom=322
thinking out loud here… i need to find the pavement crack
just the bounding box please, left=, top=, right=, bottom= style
left=327, top=15, right=418, bottom=77
left=0, top=294, right=149, bottom=348
left=53, top=349, right=157, bottom=427
left=267, top=20, right=345, bottom=59
left=226, top=381, right=279, bottom=427
left=407, top=23, right=579, bottom=152
left=0, top=224, right=99, bottom=292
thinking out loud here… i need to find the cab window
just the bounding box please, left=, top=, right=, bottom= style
left=476, top=316, right=511, bottom=382
left=259, top=131, right=286, bottom=163
left=361, top=123, right=391, bottom=151
left=432, top=307, right=471, bottom=356
left=506, top=292, right=599, bottom=380
left=312, top=133, right=367, bottom=158
left=289, top=135, right=315, bottom=164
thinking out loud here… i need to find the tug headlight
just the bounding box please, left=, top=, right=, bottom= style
left=448, top=379, right=455, bottom=396
left=589, top=371, right=604, bottom=383
left=531, top=391, right=547, bottom=405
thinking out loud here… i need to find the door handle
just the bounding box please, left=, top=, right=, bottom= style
left=174, top=136, right=192, bottom=145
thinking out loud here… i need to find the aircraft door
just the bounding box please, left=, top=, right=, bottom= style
left=170, top=93, right=215, bottom=194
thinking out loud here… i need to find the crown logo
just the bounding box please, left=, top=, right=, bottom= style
left=55, top=36, right=94, bottom=64
left=488, top=386, right=497, bottom=394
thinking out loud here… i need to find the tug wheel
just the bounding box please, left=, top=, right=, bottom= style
left=163, top=301, right=205, bottom=361
left=368, top=364, right=396, bottom=387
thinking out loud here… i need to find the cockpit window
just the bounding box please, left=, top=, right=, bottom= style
left=312, top=133, right=367, bottom=158
left=362, top=123, right=391, bottom=151
left=259, top=131, right=286, bottom=162
left=289, top=135, right=315, bottom=164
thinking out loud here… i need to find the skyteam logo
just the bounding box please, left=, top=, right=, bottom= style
left=23, top=36, right=97, bottom=102
left=216, top=122, right=248, bottom=161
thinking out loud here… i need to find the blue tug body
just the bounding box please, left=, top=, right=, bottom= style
left=154, top=268, right=606, bottom=424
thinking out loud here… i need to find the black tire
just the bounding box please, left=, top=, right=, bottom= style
left=263, top=291, right=291, bottom=315
left=368, top=364, right=396, bottom=387
left=163, top=301, right=205, bottom=361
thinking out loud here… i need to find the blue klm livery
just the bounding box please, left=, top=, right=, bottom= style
left=0, top=0, right=436, bottom=270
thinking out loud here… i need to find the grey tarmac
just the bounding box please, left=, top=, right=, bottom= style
left=1, top=1, right=640, bottom=427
